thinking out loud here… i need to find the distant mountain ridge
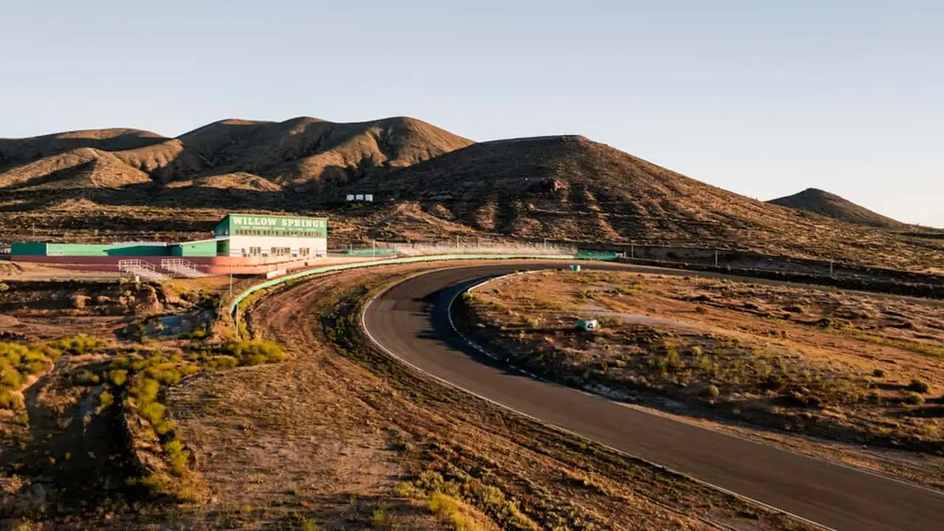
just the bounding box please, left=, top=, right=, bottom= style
left=0, top=116, right=473, bottom=190
left=768, top=188, right=905, bottom=228
left=1, top=119, right=941, bottom=271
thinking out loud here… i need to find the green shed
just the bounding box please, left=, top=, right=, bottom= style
left=171, top=239, right=220, bottom=257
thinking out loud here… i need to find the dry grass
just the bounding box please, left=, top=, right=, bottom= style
left=157, top=263, right=813, bottom=529
left=0, top=263, right=822, bottom=529
left=462, top=270, right=944, bottom=457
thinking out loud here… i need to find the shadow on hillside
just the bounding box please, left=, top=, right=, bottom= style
left=0, top=132, right=168, bottom=171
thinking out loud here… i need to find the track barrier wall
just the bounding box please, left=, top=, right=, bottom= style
left=228, top=253, right=578, bottom=317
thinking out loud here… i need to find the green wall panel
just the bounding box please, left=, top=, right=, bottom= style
left=172, top=240, right=218, bottom=257
left=10, top=242, right=47, bottom=256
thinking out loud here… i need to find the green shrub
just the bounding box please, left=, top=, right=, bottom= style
left=705, top=384, right=720, bottom=400
left=0, top=390, right=23, bottom=409
left=145, top=364, right=182, bottom=386
left=140, top=401, right=166, bottom=425
left=99, top=390, right=114, bottom=408
left=109, top=370, right=128, bottom=386
left=221, top=339, right=285, bottom=366
left=164, top=438, right=191, bottom=476
left=23, top=361, right=47, bottom=375
left=426, top=492, right=473, bottom=530
left=1, top=369, right=24, bottom=389
left=371, top=508, right=392, bottom=528
left=130, top=378, right=160, bottom=403
left=210, top=356, right=238, bottom=370
left=51, top=335, right=100, bottom=355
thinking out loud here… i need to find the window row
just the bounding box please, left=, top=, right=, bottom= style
left=233, top=229, right=325, bottom=237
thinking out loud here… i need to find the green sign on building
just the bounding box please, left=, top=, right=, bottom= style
left=215, top=214, right=328, bottom=238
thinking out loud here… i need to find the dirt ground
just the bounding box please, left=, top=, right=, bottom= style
left=461, top=269, right=944, bottom=488
left=0, top=265, right=819, bottom=530
left=163, top=264, right=814, bottom=530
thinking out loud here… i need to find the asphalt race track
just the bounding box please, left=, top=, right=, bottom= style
left=362, top=261, right=944, bottom=531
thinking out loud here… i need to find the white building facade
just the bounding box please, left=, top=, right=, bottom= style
left=213, top=213, right=327, bottom=258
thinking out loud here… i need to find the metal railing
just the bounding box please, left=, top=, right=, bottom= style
left=117, top=259, right=167, bottom=281
left=161, top=258, right=205, bottom=278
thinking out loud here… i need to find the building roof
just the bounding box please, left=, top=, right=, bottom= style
left=174, top=237, right=226, bottom=245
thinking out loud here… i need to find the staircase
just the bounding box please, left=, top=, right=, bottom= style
left=118, top=259, right=167, bottom=281
left=161, top=259, right=205, bottom=278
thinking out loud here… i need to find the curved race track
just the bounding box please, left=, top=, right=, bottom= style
left=362, top=261, right=944, bottom=531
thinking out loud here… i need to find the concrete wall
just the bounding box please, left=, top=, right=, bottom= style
left=10, top=253, right=340, bottom=275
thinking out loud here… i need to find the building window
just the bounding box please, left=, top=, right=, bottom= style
left=271, top=247, right=291, bottom=256
left=299, top=248, right=310, bottom=257
left=249, top=247, right=261, bottom=256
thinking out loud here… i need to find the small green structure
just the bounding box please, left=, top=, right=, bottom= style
left=575, top=250, right=618, bottom=261
left=170, top=239, right=218, bottom=257
left=11, top=242, right=170, bottom=257
left=577, top=319, right=599, bottom=331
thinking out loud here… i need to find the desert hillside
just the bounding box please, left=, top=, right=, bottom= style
left=348, top=136, right=943, bottom=267
left=0, top=116, right=472, bottom=188
left=769, top=188, right=905, bottom=228
left=1, top=124, right=942, bottom=270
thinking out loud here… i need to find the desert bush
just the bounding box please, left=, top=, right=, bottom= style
left=164, top=438, right=191, bottom=476
left=221, top=339, right=285, bottom=365
left=74, top=370, right=100, bottom=386
left=416, top=470, right=445, bottom=492
left=872, top=369, right=885, bottom=378
left=0, top=390, right=23, bottom=409
left=906, top=379, right=930, bottom=394
left=371, top=508, right=392, bottom=528
left=129, top=377, right=160, bottom=404
left=784, top=389, right=825, bottom=409
left=902, top=392, right=925, bottom=406
left=426, top=492, right=472, bottom=529
left=145, top=364, right=182, bottom=386
left=109, top=369, right=128, bottom=386
left=705, top=384, right=720, bottom=400
left=50, top=335, right=100, bottom=355
left=99, top=390, right=114, bottom=408
left=209, top=355, right=239, bottom=370
left=1, top=369, right=24, bottom=388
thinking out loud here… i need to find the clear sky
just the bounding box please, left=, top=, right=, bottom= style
left=2, top=1, right=941, bottom=227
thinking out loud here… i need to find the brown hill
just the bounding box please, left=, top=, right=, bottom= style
left=0, top=116, right=472, bottom=187
left=1, top=125, right=940, bottom=270
left=0, top=148, right=152, bottom=190
left=349, top=136, right=941, bottom=267
left=173, top=116, right=473, bottom=186
left=768, top=188, right=905, bottom=228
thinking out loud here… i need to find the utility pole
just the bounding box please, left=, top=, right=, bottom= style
left=714, top=250, right=719, bottom=267
left=229, top=263, right=233, bottom=299
left=456, top=235, right=459, bottom=250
